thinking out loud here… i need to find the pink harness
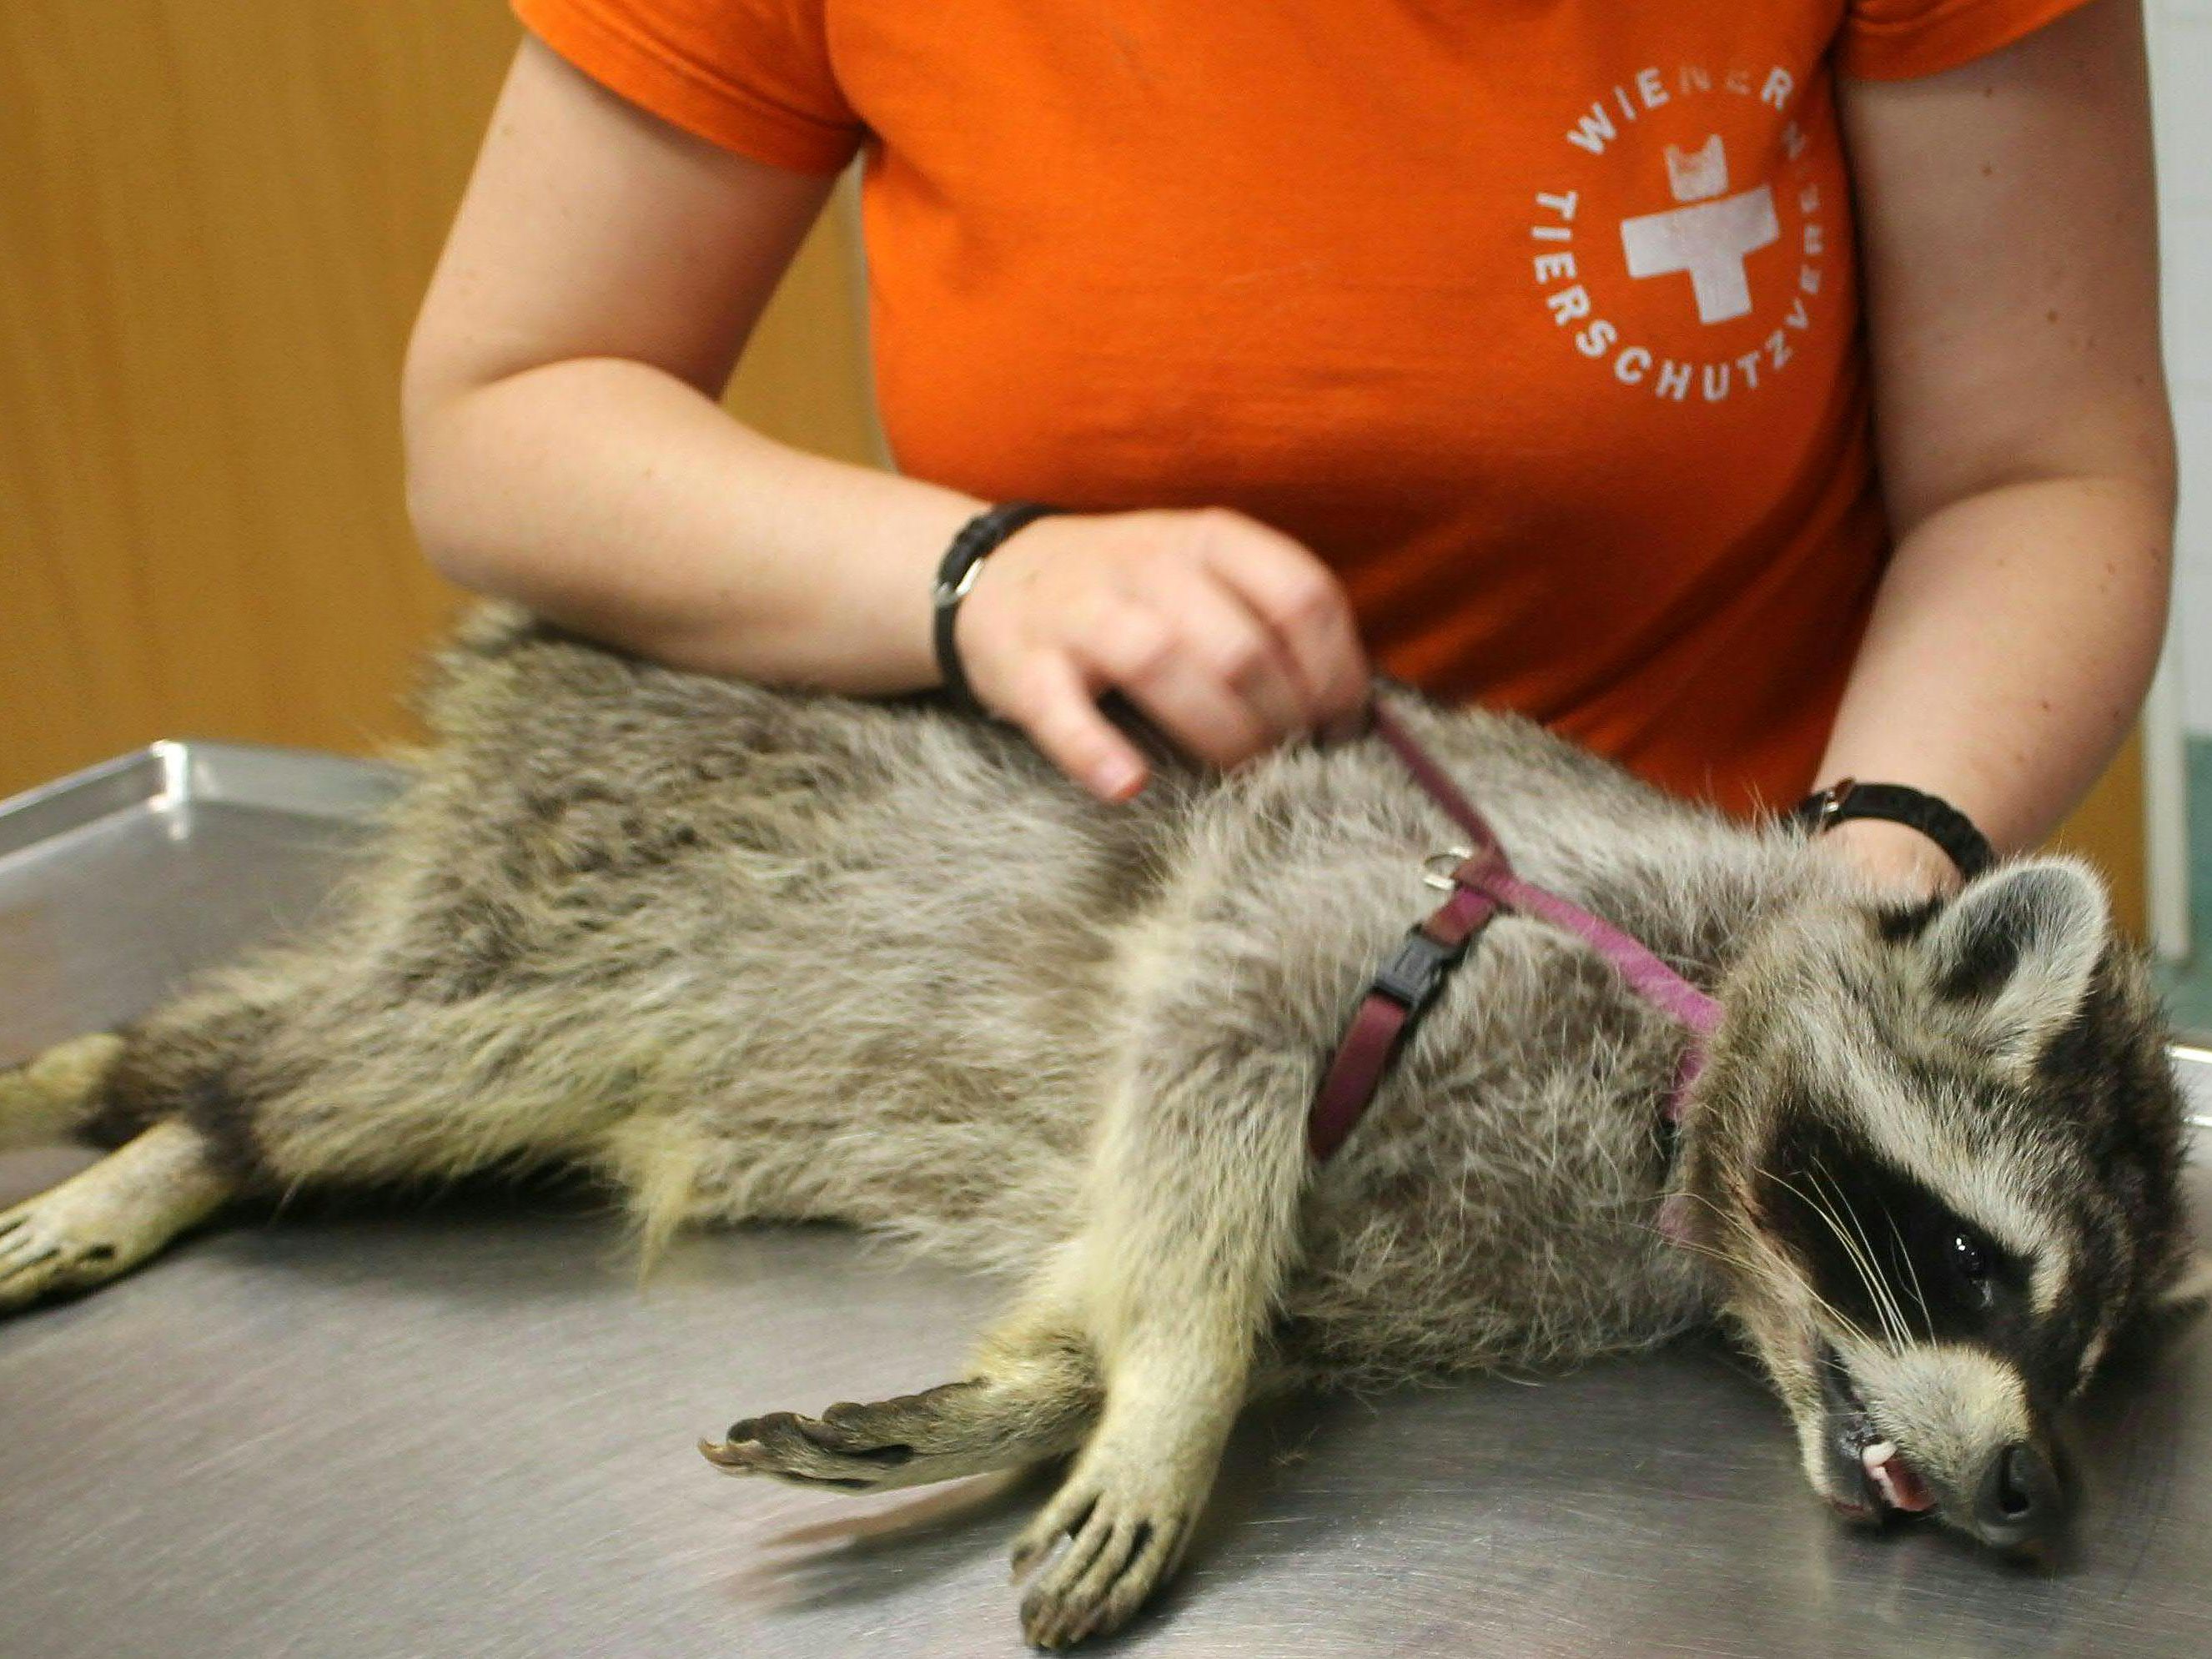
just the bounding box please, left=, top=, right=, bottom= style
left=1307, top=704, right=1724, bottom=1161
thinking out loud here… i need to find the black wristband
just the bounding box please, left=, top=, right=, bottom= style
left=931, top=502, right=1062, bottom=714
left=1787, top=778, right=1996, bottom=882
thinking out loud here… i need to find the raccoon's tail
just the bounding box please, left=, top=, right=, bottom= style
left=0, top=1032, right=126, bottom=1151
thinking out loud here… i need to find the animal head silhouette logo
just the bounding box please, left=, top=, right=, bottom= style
left=1664, top=135, right=1731, bottom=204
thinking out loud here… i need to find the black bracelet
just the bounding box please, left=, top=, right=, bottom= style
left=931, top=502, right=1063, bottom=714
left=1787, top=778, right=1996, bottom=882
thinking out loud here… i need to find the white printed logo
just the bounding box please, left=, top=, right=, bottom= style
left=1527, top=63, right=1831, bottom=405
left=1618, top=137, right=1777, bottom=324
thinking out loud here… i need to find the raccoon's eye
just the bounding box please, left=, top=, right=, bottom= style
left=1950, top=1231, right=1994, bottom=1302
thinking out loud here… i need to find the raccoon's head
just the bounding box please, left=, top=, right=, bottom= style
left=1678, top=856, right=2202, bottom=1556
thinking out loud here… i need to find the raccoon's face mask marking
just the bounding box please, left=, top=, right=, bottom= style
left=1757, top=1109, right=2068, bottom=1551
left=1686, top=858, right=2192, bottom=1557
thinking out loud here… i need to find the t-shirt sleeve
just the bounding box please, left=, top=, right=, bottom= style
left=513, top=0, right=861, bottom=173
left=1839, top=0, right=2098, bottom=81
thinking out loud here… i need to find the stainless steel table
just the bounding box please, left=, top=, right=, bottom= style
left=2, top=744, right=2207, bottom=1659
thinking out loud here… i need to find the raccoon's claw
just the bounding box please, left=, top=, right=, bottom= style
left=730, top=1406, right=917, bottom=1465
left=0, top=1122, right=230, bottom=1317
left=1012, top=1477, right=1193, bottom=1648
left=700, top=1413, right=881, bottom=1490
left=0, top=1195, right=124, bottom=1311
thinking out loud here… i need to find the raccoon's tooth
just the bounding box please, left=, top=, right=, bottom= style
left=1867, top=1455, right=1938, bottom=1513
left=1868, top=1460, right=1905, bottom=1511
left=1860, top=1440, right=1898, bottom=1471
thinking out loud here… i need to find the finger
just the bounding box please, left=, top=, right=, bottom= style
left=1006, top=652, right=1150, bottom=802
left=1320, top=699, right=1376, bottom=747
left=1141, top=564, right=1311, bottom=747
left=1078, top=601, right=1273, bottom=771
left=1194, top=517, right=1371, bottom=731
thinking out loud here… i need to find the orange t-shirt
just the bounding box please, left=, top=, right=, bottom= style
left=513, top=0, right=2088, bottom=815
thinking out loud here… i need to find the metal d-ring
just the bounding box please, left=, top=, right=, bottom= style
left=1422, top=846, right=1476, bottom=891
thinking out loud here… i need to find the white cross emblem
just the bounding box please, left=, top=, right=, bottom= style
left=1617, top=135, right=1778, bottom=325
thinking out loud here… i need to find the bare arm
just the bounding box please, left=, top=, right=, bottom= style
left=403, top=38, right=981, bottom=691
left=404, top=41, right=1366, bottom=799
left=1823, top=0, right=2175, bottom=888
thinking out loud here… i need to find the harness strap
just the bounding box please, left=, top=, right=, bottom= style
left=1310, top=703, right=1725, bottom=1160
left=1309, top=854, right=1506, bottom=1160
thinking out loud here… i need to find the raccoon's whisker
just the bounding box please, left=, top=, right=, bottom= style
left=1817, top=1175, right=1911, bottom=1355
left=1636, top=1225, right=1742, bottom=1269
left=1832, top=1199, right=1912, bottom=1357
left=1757, top=1249, right=1878, bottom=1350
left=1774, top=1169, right=1900, bottom=1351
left=1713, top=1202, right=1878, bottom=1350
left=1810, top=1155, right=1922, bottom=1355
left=1761, top=1168, right=1904, bottom=1355
left=1874, top=1199, right=1933, bottom=1344
left=1655, top=1187, right=1773, bottom=1245
left=1627, top=1192, right=1776, bottom=1277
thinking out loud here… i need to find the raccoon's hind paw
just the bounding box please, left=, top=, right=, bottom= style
left=701, top=1382, right=1003, bottom=1492
left=1011, top=1461, right=1199, bottom=1648
left=701, top=1375, right=1097, bottom=1494
left=0, top=1121, right=232, bottom=1315
left=0, top=1199, right=125, bottom=1310
left=701, top=1405, right=917, bottom=1491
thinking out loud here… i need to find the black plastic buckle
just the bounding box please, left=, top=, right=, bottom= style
left=1371, top=928, right=1466, bottom=1013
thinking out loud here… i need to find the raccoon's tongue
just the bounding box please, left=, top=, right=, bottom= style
left=1862, top=1441, right=1937, bottom=1513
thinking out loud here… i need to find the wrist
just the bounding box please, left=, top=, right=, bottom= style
left=1791, top=776, right=1995, bottom=892
left=1815, top=817, right=1962, bottom=896
left=933, top=502, right=1066, bottom=711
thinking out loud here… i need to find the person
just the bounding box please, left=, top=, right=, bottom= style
left=401, top=0, right=2174, bottom=895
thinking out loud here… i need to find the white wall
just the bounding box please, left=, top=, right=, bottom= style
left=2153, top=2, right=2212, bottom=731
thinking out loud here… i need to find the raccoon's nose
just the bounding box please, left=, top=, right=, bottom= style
left=1970, top=1441, right=2065, bottom=1552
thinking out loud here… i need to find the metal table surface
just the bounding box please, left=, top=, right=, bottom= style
left=1, top=744, right=2207, bottom=1659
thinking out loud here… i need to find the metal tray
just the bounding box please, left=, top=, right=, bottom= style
left=1, top=742, right=2207, bottom=1659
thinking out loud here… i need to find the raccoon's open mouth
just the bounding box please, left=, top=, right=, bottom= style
left=1817, top=1343, right=1937, bottom=1518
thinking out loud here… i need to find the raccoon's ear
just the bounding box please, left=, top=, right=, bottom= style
left=1918, top=858, right=2108, bottom=1068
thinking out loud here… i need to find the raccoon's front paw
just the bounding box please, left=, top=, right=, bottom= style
left=1009, top=1451, right=1201, bottom=1648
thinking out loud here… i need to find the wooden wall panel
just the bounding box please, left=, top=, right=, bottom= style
left=0, top=3, right=879, bottom=802
left=2052, top=729, right=2147, bottom=938
left=726, top=185, right=884, bottom=470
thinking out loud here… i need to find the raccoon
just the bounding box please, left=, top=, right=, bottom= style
left=0, top=606, right=2201, bottom=1648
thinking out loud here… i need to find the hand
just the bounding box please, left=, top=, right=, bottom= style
left=1816, top=817, right=1963, bottom=897
left=953, top=508, right=1371, bottom=801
